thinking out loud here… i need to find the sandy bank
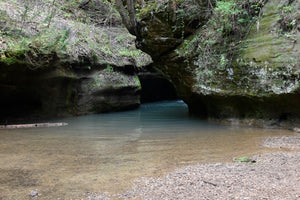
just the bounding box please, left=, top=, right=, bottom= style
left=84, top=134, right=300, bottom=200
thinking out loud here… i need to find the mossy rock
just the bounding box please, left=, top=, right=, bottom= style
left=134, top=0, right=300, bottom=125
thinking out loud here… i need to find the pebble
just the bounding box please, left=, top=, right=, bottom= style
left=30, top=190, right=38, bottom=198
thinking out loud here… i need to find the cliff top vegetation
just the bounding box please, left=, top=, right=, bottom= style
left=0, top=0, right=152, bottom=69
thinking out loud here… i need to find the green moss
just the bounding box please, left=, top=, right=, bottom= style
left=137, top=6, right=154, bottom=18
left=57, top=68, right=76, bottom=79
left=0, top=50, right=26, bottom=65
left=134, top=75, right=142, bottom=90
left=1, top=56, right=19, bottom=65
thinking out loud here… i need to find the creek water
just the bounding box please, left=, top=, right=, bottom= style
left=0, top=100, right=293, bottom=199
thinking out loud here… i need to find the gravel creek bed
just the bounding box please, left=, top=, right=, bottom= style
left=80, top=134, right=300, bottom=200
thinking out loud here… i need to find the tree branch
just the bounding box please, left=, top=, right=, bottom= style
left=115, top=0, right=137, bottom=35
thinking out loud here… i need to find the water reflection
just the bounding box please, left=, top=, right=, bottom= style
left=0, top=101, right=292, bottom=199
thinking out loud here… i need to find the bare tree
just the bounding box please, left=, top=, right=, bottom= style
left=115, top=0, right=140, bottom=37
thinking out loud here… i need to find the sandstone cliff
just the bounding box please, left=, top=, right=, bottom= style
left=0, top=0, right=152, bottom=119
left=131, top=0, right=300, bottom=127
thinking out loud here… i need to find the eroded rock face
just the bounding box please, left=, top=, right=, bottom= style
left=136, top=0, right=210, bottom=60
left=0, top=63, right=141, bottom=120
left=136, top=0, right=300, bottom=126
left=0, top=64, right=76, bottom=119
left=189, top=0, right=300, bottom=122
left=76, top=68, right=141, bottom=114
left=0, top=0, right=151, bottom=121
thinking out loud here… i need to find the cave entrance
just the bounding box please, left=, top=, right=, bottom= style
left=138, top=66, right=178, bottom=103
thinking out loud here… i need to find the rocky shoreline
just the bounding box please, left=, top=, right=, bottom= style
left=83, top=134, right=300, bottom=200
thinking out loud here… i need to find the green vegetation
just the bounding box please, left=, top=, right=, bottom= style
left=0, top=0, right=151, bottom=69
left=1, top=25, right=70, bottom=68
left=103, top=65, right=114, bottom=73
left=170, top=0, right=265, bottom=94
left=236, top=156, right=256, bottom=163
left=278, top=3, right=299, bottom=33
left=176, top=0, right=262, bottom=57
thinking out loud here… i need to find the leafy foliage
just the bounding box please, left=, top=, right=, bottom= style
left=213, top=0, right=263, bottom=36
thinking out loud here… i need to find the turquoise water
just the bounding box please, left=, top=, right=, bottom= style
left=0, top=101, right=292, bottom=199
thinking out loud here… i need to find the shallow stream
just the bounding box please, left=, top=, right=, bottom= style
left=0, top=101, right=293, bottom=199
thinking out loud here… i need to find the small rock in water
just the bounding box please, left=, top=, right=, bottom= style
left=30, top=190, right=38, bottom=198
left=293, top=127, right=300, bottom=133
